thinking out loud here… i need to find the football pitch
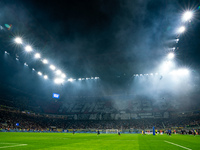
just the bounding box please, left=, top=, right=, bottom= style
left=0, top=133, right=199, bottom=150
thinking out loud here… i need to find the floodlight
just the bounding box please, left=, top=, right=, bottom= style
left=140, top=74, right=143, bottom=76
left=42, top=59, right=48, bottom=64
left=182, top=11, right=193, bottom=22
left=34, top=53, right=41, bottom=59
left=61, top=73, right=66, bottom=78
left=14, top=37, right=22, bottom=44
left=5, top=51, right=9, bottom=55
left=50, top=65, right=56, bottom=70
left=178, top=26, right=186, bottom=33
left=82, top=78, right=85, bottom=80
left=56, top=70, right=62, bottom=75
left=24, top=62, right=28, bottom=66
left=78, top=78, right=82, bottom=81
left=86, top=78, right=90, bottom=80
left=150, top=73, right=153, bottom=76
left=177, top=69, right=189, bottom=75
left=54, top=78, right=64, bottom=84
left=25, top=45, right=32, bottom=52
left=32, top=68, right=35, bottom=71
left=16, top=58, right=19, bottom=61
left=38, top=72, right=42, bottom=76
left=176, top=39, right=179, bottom=43
left=95, top=77, right=99, bottom=79
left=170, top=68, right=189, bottom=76
left=44, top=75, right=48, bottom=79
left=168, top=53, right=175, bottom=59
left=68, top=78, right=74, bottom=82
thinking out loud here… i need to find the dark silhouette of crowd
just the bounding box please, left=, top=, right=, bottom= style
left=1, top=106, right=199, bottom=132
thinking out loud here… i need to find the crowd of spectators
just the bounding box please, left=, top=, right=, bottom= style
left=0, top=106, right=199, bottom=132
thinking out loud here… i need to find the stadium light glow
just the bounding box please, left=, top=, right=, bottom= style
left=168, top=53, right=175, bottom=59
left=176, top=39, right=179, bottom=43
left=95, top=77, right=99, bottom=79
left=78, top=78, right=82, bottom=81
left=54, top=78, right=64, bottom=84
left=32, top=68, right=35, bottom=71
left=25, top=45, right=32, bottom=52
left=42, top=59, right=48, bottom=64
left=178, top=69, right=189, bottom=75
left=170, top=68, right=189, bottom=76
left=38, top=72, right=42, bottom=76
left=68, top=78, right=74, bottom=82
left=56, top=70, right=62, bottom=75
left=182, top=11, right=193, bottom=22
left=49, top=65, right=56, bottom=70
left=34, top=53, right=41, bottom=59
left=178, top=26, right=186, bottom=33
left=61, top=73, right=66, bottom=78
left=44, top=75, right=48, bottom=79
left=14, top=37, right=22, bottom=44
left=160, top=61, right=174, bottom=73
left=24, top=62, right=28, bottom=66
left=5, top=51, right=9, bottom=55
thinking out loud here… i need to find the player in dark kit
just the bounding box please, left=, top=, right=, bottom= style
left=73, top=129, right=75, bottom=134
left=193, top=128, right=196, bottom=136
left=97, top=130, right=100, bottom=135
left=118, top=130, right=121, bottom=136
left=168, top=129, right=171, bottom=136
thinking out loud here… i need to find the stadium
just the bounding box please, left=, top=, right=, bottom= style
left=0, top=0, right=200, bottom=149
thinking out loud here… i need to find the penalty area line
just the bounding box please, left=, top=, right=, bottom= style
left=164, top=141, right=192, bottom=150
left=0, top=144, right=27, bottom=149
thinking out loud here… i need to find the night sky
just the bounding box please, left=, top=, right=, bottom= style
left=0, top=0, right=200, bottom=99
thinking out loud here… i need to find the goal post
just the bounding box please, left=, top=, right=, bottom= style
left=106, top=129, right=118, bottom=134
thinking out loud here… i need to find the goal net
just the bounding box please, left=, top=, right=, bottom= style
left=106, top=129, right=118, bottom=134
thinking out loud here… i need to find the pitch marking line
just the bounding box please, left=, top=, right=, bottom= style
left=0, top=143, right=19, bottom=144
left=0, top=143, right=27, bottom=149
left=164, top=141, right=192, bottom=150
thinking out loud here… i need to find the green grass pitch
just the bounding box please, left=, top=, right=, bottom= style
left=0, top=132, right=199, bottom=149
